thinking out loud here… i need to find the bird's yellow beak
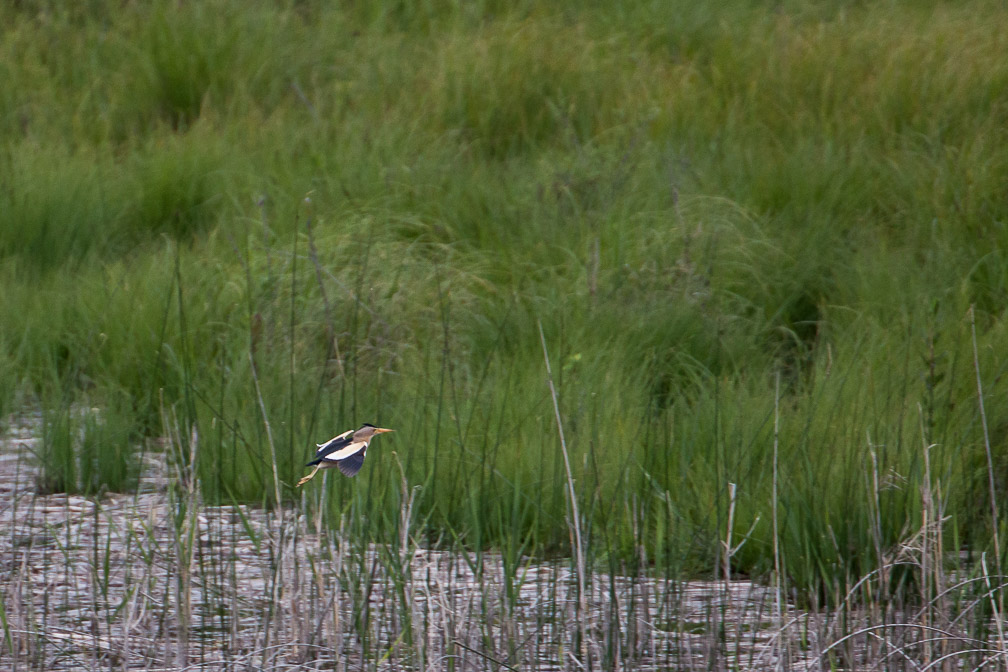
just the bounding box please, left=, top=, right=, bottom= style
left=374, top=427, right=394, bottom=434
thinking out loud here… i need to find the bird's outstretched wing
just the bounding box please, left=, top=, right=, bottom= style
left=308, top=428, right=355, bottom=465
left=336, top=447, right=367, bottom=477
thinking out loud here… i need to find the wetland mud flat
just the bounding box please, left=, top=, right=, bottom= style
left=0, top=417, right=998, bottom=670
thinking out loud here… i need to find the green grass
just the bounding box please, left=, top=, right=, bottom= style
left=2, top=0, right=1008, bottom=596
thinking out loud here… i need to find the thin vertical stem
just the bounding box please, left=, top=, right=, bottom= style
left=537, top=320, right=587, bottom=663
left=918, top=403, right=936, bottom=666
left=772, top=370, right=784, bottom=669
left=251, top=349, right=283, bottom=510
left=970, top=306, right=1001, bottom=562
left=723, top=482, right=737, bottom=587
left=289, top=210, right=298, bottom=478
left=967, top=308, right=999, bottom=556
left=970, top=305, right=1004, bottom=651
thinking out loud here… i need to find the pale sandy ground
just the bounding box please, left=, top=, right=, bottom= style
left=2, top=413, right=992, bottom=671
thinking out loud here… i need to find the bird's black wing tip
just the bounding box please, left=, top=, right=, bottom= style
left=337, top=451, right=366, bottom=477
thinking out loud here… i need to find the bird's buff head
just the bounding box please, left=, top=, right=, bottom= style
left=355, top=424, right=394, bottom=440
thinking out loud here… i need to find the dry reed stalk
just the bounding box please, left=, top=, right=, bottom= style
left=723, top=481, right=737, bottom=588
left=868, top=437, right=886, bottom=653
left=537, top=319, right=588, bottom=666
left=918, top=403, right=936, bottom=667
left=159, top=396, right=200, bottom=670
left=771, top=369, right=785, bottom=670
left=968, top=305, right=1007, bottom=666
left=249, top=350, right=283, bottom=511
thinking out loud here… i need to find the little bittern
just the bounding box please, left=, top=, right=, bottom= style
left=296, top=423, right=394, bottom=486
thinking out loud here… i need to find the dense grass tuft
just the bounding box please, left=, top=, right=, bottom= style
left=2, top=0, right=1008, bottom=596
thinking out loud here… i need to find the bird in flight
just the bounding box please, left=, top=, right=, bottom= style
left=296, top=423, right=394, bottom=487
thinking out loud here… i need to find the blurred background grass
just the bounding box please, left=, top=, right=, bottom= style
left=2, top=0, right=1007, bottom=596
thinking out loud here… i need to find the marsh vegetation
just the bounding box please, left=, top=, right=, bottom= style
left=2, top=0, right=1008, bottom=668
